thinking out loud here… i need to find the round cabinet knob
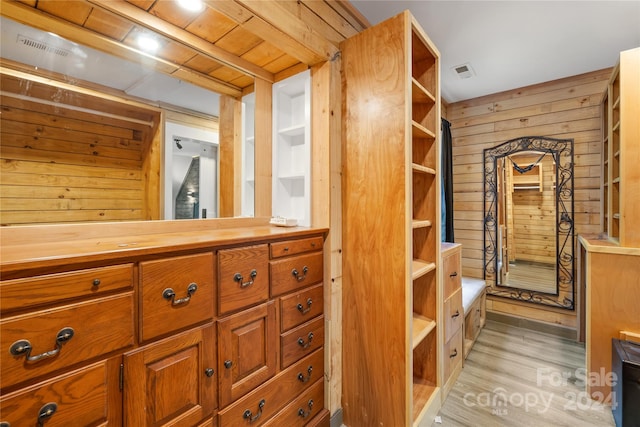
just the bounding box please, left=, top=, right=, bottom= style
left=224, top=360, right=233, bottom=369
left=92, top=279, right=101, bottom=286
left=205, top=368, right=215, bottom=377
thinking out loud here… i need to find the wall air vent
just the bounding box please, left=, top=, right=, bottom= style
left=17, top=34, right=71, bottom=58
left=452, top=63, right=475, bottom=79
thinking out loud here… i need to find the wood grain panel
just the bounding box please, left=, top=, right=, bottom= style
left=341, top=12, right=410, bottom=426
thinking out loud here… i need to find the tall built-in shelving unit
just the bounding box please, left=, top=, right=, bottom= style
left=342, top=10, right=441, bottom=426
left=581, top=46, right=640, bottom=401
left=601, top=90, right=609, bottom=233
left=272, top=70, right=311, bottom=226
left=603, top=47, right=640, bottom=246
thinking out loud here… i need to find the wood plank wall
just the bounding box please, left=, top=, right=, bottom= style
left=447, top=68, right=611, bottom=327
left=509, top=154, right=556, bottom=264
left=0, top=91, right=159, bottom=225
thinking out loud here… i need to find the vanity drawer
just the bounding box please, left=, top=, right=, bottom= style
left=0, top=358, right=120, bottom=426
left=218, top=349, right=324, bottom=427
left=270, top=236, right=324, bottom=258
left=280, top=284, right=324, bottom=332
left=281, top=316, right=324, bottom=369
left=1, top=263, right=133, bottom=314
left=270, top=252, right=323, bottom=297
left=140, top=252, right=215, bottom=342
left=1, top=293, right=134, bottom=390
left=443, top=327, right=463, bottom=381
left=443, top=247, right=461, bottom=299
left=219, top=244, right=269, bottom=315
left=443, top=287, right=463, bottom=343
left=263, top=378, right=324, bottom=427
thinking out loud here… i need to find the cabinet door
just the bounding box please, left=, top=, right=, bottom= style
left=124, top=323, right=216, bottom=426
left=218, top=301, right=276, bottom=408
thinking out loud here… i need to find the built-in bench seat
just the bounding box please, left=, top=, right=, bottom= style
left=461, top=277, right=486, bottom=359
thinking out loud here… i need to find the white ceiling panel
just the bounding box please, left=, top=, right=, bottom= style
left=352, top=1, right=640, bottom=102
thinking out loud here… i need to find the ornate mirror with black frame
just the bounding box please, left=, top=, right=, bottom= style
left=483, top=136, right=575, bottom=309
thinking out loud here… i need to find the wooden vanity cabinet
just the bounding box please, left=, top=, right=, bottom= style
left=0, top=224, right=327, bottom=427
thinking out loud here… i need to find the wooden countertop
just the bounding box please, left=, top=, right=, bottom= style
left=1, top=218, right=328, bottom=276
left=441, top=241, right=461, bottom=256
left=578, top=233, right=640, bottom=256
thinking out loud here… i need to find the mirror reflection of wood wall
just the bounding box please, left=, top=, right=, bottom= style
left=0, top=68, right=163, bottom=225
left=498, top=153, right=556, bottom=294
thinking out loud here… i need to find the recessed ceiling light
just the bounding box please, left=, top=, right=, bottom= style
left=137, top=34, right=160, bottom=53
left=177, top=0, right=204, bottom=12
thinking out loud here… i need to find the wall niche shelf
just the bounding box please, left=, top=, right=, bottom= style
left=272, top=69, right=311, bottom=226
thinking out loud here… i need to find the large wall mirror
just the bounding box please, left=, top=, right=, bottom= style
left=0, top=1, right=268, bottom=226
left=483, top=136, right=575, bottom=309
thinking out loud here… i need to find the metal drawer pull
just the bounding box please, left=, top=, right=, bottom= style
left=243, top=399, right=265, bottom=423
left=452, top=310, right=460, bottom=318
left=297, top=298, right=313, bottom=314
left=163, top=283, right=197, bottom=306
left=298, top=399, right=314, bottom=419
left=234, top=269, right=257, bottom=288
left=297, top=332, right=314, bottom=349
left=205, top=368, right=215, bottom=377
left=450, top=271, right=458, bottom=278
left=10, top=328, right=74, bottom=363
left=297, top=365, right=313, bottom=383
left=37, top=402, right=57, bottom=426
left=292, top=266, right=309, bottom=282
left=224, top=360, right=233, bottom=369
left=450, top=349, right=458, bottom=358
left=92, top=278, right=101, bottom=287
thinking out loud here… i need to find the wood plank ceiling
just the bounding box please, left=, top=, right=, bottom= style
left=1, top=0, right=369, bottom=98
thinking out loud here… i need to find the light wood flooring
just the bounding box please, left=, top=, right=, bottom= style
left=505, top=261, right=556, bottom=293
left=430, top=321, right=615, bottom=427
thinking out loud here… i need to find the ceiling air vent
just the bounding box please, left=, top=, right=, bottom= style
left=452, top=63, right=475, bottom=79
left=17, top=34, right=71, bottom=58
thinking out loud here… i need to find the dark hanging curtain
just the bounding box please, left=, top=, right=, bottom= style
left=441, top=118, right=454, bottom=242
